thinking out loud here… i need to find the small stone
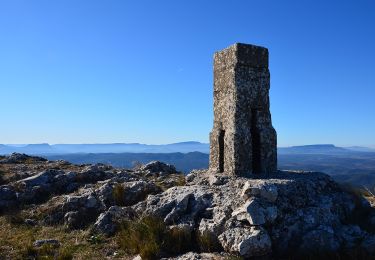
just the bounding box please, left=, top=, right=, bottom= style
left=33, top=239, right=60, bottom=247
left=24, top=219, right=37, bottom=226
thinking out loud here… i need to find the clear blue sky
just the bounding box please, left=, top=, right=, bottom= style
left=0, top=1, right=374, bottom=147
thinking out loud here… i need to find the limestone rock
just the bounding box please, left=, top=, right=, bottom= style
left=241, top=180, right=278, bottom=202
left=19, top=169, right=64, bottom=188
left=139, top=161, right=177, bottom=175
left=218, top=226, right=272, bottom=257
left=93, top=206, right=136, bottom=236
left=133, top=185, right=213, bottom=225
left=231, top=198, right=277, bottom=225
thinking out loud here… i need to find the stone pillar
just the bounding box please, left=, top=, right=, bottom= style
left=209, top=43, right=277, bottom=176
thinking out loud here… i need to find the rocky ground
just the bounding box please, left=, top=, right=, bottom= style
left=0, top=153, right=374, bottom=259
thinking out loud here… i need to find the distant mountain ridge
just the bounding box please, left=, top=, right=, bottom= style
left=0, top=141, right=210, bottom=154
left=0, top=143, right=374, bottom=155
left=278, top=144, right=350, bottom=154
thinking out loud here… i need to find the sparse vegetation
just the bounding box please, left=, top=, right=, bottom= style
left=113, top=183, right=126, bottom=206
left=117, top=215, right=225, bottom=259
left=155, top=173, right=186, bottom=191
left=117, top=216, right=191, bottom=259
left=197, top=230, right=222, bottom=253
left=117, top=216, right=167, bottom=259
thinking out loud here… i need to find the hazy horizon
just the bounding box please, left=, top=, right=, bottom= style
left=1, top=142, right=375, bottom=149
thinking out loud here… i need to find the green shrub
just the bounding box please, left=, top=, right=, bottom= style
left=113, top=184, right=126, bottom=206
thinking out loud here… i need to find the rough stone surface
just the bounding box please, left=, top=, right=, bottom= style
left=139, top=161, right=177, bottom=176
left=132, top=185, right=213, bottom=225
left=241, top=180, right=278, bottom=202
left=209, top=43, right=277, bottom=176
left=218, top=226, right=272, bottom=257
left=93, top=206, right=136, bottom=236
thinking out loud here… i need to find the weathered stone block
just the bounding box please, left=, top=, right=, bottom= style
left=209, top=43, right=277, bottom=176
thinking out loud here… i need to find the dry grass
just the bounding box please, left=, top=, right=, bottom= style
left=117, top=216, right=195, bottom=259
left=197, top=230, right=222, bottom=253
left=117, top=216, right=225, bottom=259
left=113, top=183, right=126, bottom=206
left=0, top=216, right=128, bottom=259
left=154, top=173, right=186, bottom=191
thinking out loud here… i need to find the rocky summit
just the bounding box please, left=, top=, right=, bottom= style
left=0, top=153, right=374, bottom=259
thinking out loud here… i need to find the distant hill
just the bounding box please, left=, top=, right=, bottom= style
left=345, top=146, right=375, bottom=152
left=278, top=144, right=350, bottom=154
left=0, top=141, right=210, bottom=155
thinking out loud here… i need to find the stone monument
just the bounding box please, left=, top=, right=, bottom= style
left=209, top=43, right=277, bottom=176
